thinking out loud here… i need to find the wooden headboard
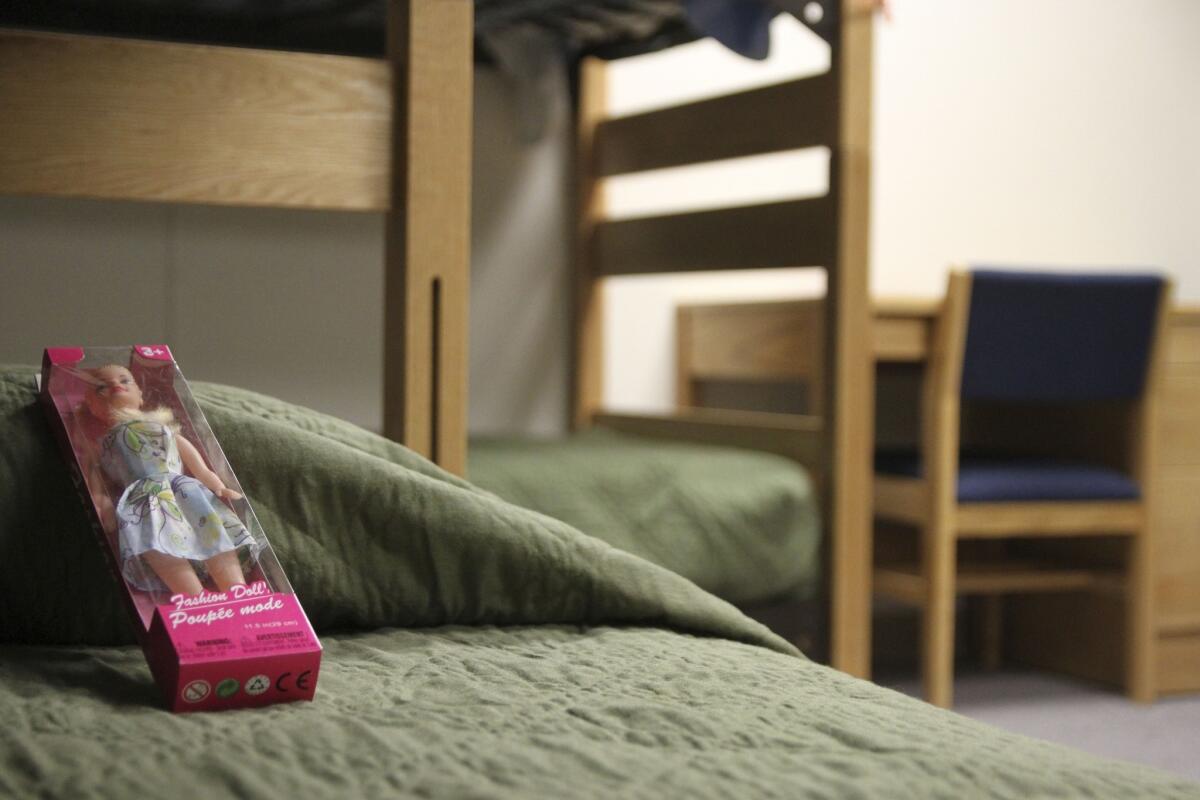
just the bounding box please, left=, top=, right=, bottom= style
left=676, top=299, right=825, bottom=416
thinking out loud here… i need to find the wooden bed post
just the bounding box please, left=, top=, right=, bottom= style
left=571, top=57, right=608, bottom=430
left=828, top=0, right=876, bottom=678
left=384, top=0, right=473, bottom=474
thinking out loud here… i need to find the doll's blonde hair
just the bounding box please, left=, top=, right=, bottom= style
left=109, top=404, right=181, bottom=432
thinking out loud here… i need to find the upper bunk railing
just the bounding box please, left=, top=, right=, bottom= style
left=585, top=70, right=839, bottom=277
left=592, top=74, right=837, bottom=176
left=0, top=29, right=391, bottom=210
left=593, top=197, right=837, bottom=276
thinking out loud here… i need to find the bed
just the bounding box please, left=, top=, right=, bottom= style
left=0, top=0, right=733, bottom=476
left=2, top=367, right=1196, bottom=798
left=469, top=430, right=821, bottom=606
left=0, top=0, right=795, bottom=478
left=474, top=0, right=875, bottom=670
left=0, top=0, right=875, bottom=676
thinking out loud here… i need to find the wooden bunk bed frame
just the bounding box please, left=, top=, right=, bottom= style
left=0, top=0, right=473, bottom=475
left=2, top=0, right=875, bottom=677
left=571, top=0, right=875, bottom=676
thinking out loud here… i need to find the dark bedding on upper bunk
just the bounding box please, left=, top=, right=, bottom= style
left=2, top=366, right=1196, bottom=799
left=0, top=0, right=783, bottom=62
left=469, top=431, right=821, bottom=607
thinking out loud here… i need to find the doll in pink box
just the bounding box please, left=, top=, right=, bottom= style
left=78, top=364, right=256, bottom=597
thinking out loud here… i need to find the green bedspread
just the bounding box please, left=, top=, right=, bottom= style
left=4, top=626, right=1196, bottom=799
left=1, top=367, right=1196, bottom=798
left=0, top=369, right=784, bottom=651
left=469, top=432, right=820, bottom=606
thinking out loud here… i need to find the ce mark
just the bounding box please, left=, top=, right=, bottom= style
left=275, top=670, right=313, bottom=693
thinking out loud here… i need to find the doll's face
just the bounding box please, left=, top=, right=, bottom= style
left=85, top=365, right=144, bottom=419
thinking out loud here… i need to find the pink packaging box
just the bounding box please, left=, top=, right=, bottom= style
left=40, top=345, right=321, bottom=712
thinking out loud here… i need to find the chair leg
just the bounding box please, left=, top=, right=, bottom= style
left=1126, top=529, right=1155, bottom=702
left=973, top=594, right=1003, bottom=671
left=923, top=521, right=957, bottom=708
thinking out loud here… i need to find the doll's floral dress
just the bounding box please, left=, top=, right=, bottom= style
left=100, top=419, right=254, bottom=592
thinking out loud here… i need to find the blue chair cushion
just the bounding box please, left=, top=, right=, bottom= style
left=874, top=451, right=1140, bottom=503
left=961, top=269, right=1164, bottom=402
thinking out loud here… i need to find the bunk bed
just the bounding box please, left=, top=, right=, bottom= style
left=0, top=0, right=719, bottom=476
left=2, top=0, right=873, bottom=672
left=473, top=3, right=874, bottom=673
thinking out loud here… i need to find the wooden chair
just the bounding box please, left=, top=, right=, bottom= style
left=873, top=269, right=1170, bottom=707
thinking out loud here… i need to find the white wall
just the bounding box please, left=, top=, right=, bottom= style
left=871, top=0, right=1200, bottom=298
left=602, top=0, right=1200, bottom=413
left=0, top=197, right=385, bottom=427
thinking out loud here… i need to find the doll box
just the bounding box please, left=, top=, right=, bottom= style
left=40, top=345, right=322, bottom=712
left=144, top=585, right=321, bottom=712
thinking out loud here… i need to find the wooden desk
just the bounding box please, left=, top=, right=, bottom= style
left=871, top=298, right=939, bottom=362
left=677, top=297, right=1200, bottom=696
left=873, top=300, right=1200, bottom=696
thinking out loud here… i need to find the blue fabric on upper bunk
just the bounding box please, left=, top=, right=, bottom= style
left=683, top=0, right=775, bottom=59
left=961, top=269, right=1165, bottom=402
left=875, top=451, right=1141, bottom=503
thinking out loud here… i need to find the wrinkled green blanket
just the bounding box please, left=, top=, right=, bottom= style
left=469, top=432, right=820, bottom=606
left=0, top=367, right=786, bottom=652
left=1, top=366, right=1195, bottom=798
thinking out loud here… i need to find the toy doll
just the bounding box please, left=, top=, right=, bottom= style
left=78, top=364, right=255, bottom=597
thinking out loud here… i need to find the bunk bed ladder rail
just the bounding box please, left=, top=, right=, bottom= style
left=384, top=0, right=473, bottom=475
left=571, top=0, right=874, bottom=676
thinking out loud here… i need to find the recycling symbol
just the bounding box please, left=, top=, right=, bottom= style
left=245, top=674, right=271, bottom=696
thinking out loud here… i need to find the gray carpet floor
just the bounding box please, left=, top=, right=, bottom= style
left=884, top=670, right=1200, bottom=782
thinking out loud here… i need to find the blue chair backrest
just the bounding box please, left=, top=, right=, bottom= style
left=960, top=269, right=1165, bottom=402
